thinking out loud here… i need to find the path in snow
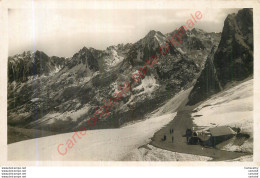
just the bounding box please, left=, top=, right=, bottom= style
left=150, top=105, right=249, bottom=161
left=149, top=79, right=253, bottom=161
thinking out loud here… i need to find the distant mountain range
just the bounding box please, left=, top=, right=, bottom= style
left=8, top=8, right=253, bottom=144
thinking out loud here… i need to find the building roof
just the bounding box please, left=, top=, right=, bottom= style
left=209, top=126, right=236, bottom=137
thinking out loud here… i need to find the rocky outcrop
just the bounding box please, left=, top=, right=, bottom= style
left=167, top=27, right=221, bottom=69
left=8, top=51, right=68, bottom=82
left=187, top=46, right=221, bottom=105
left=188, top=8, right=253, bottom=105
left=214, top=8, right=253, bottom=87
left=68, top=47, right=99, bottom=71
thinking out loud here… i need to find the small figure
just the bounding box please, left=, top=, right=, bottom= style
left=161, top=135, right=167, bottom=141
left=186, top=128, right=192, bottom=143
left=170, top=128, right=174, bottom=134
left=193, top=131, right=198, bottom=137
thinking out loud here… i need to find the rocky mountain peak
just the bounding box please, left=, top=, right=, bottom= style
left=143, top=30, right=166, bottom=45
left=8, top=50, right=63, bottom=82
left=146, top=30, right=157, bottom=37
left=68, top=47, right=99, bottom=71
left=190, top=28, right=206, bottom=35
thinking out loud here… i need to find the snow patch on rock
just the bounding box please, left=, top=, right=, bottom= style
left=134, top=75, right=159, bottom=96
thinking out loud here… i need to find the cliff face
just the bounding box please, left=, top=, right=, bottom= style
left=214, top=8, right=253, bottom=87
left=187, top=46, right=222, bottom=105
left=8, top=51, right=67, bottom=82
left=188, top=8, right=253, bottom=105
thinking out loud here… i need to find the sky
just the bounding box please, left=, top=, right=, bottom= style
left=8, top=8, right=241, bottom=57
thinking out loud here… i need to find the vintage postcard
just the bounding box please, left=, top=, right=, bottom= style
left=0, top=0, right=259, bottom=166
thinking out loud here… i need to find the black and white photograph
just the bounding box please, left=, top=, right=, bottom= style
left=1, top=0, right=259, bottom=167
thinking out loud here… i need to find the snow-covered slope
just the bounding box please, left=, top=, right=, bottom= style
left=123, top=144, right=212, bottom=161
left=8, top=87, right=194, bottom=161
left=8, top=112, right=176, bottom=161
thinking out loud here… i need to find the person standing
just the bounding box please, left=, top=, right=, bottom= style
left=186, top=129, right=192, bottom=143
